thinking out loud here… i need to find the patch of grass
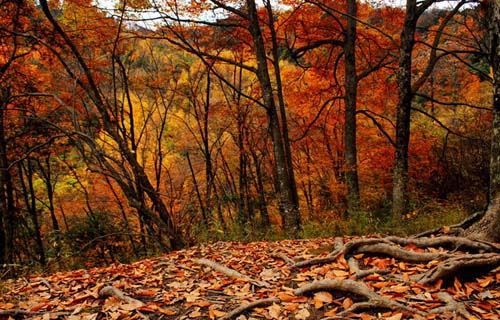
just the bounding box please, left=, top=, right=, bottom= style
left=298, top=200, right=470, bottom=239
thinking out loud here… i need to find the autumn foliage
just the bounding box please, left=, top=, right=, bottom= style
left=0, top=0, right=493, bottom=273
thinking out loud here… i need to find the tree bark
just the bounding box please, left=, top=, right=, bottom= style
left=344, top=0, right=360, bottom=214
left=392, top=0, right=418, bottom=222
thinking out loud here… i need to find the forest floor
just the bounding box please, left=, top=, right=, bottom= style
left=1, top=233, right=500, bottom=320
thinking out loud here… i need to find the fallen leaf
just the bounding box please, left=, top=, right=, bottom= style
left=189, top=308, right=202, bottom=317
left=343, top=297, right=353, bottom=310
left=158, top=307, right=177, bottom=315
left=478, top=276, right=494, bottom=288
left=314, top=291, right=333, bottom=308
left=278, top=292, right=296, bottom=302
left=324, top=307, right=338, bottom=316
left=295, top=307, right=310, bottom=320
left=0, top=302, right=15, bottom=309
left=283, top=303, right=299, bottom=311
left=385, top=312, right=403, bottom=320
left=268, top=303, right=281, bottom=318
left=209, top=309, right=227, bottom=319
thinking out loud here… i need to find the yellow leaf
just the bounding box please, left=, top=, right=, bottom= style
left=442, top=226, right=451, bottom=233
left=196, top=300, right=211, bottom=307
left=0, top=303, right=15, bottom=309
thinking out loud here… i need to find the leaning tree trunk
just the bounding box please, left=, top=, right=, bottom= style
left=463, top=0, right=500, bottom=242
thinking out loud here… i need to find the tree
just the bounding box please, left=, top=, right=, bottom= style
left=344, top=0, right=360, bottom=213
left=38, top=0, right=184, bottom=249
left=463, top=0, right=500, bottom=241
left=392, top=0, right=472, bottom=221
left=392, top=0, right=435, bottom=221
left=155, top=0, right=302, bottom=236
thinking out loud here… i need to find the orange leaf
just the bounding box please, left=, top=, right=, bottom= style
left=343, top=297, right=353, bottom=309
left=389, top=285, right=410, bottom=293
left=158, top=308, right=177, bottom=315
left=385, top=313, right=403, bottom=320
left=196, top=300, right=211, bottom=307
left=478, top=276, right=494, bottom=288
left=209, top=309, right=226, bottom=319
left=324, top=307, right=338, bottom=316
left=278, top=292, right=296, bottom=302
left=360, top=314, right=375, bottom=320
left=283, top=303, right=299, bottom=311
left=0, top=302, right=15, bottom=309
left=137, top=289, right=158, bottom=296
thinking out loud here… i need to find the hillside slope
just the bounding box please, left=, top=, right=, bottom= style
left=1, top=236, right=500, bottom=319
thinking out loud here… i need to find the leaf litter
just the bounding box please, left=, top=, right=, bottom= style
left=1, top=236, right=500, bottom=319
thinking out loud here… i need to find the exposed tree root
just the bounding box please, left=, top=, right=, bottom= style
left=417, top=253, right=500, bottom=284
left=99, top=285, right=145, bottom=306
left=429, top=292, right=473, bottom=318
left=195, top=258, right=269, bottom=287
left=294, top=279, right=425, bottom=316
left=221, top=297, right=280, bottom=320
left=270, top=251, right=296, bottom=265
left=347, top=257, right=389, bottom=279
left=387, top=235, right=499, bottom=252
left=355, top=242, right=449, bottom=262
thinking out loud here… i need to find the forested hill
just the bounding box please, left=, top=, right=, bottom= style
left=2, top=235, right=500, bottom=319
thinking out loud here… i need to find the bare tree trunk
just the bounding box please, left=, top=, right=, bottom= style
left=246, top=0, right=300, bottom=237
left=18, top=160, right=46, bottom=266
left=0, top=91, right=15, bottom=264
left=344, top=0, right=360, bottom=214
left=392, top=0, right=418, bottom=222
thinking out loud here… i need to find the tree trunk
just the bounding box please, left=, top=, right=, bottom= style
left=344, top=0, right=360, bottom=214
left=246, top=0, right=301, bottom=237
left=463, top=0, right=500, bottom=242
left=393, top=0, right=418, bottom=222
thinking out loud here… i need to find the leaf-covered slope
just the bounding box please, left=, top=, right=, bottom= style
left=1, top=236, right=500, bottom=319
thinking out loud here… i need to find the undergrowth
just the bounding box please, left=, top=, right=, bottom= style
left=0, top=200, right=472, bottom=280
